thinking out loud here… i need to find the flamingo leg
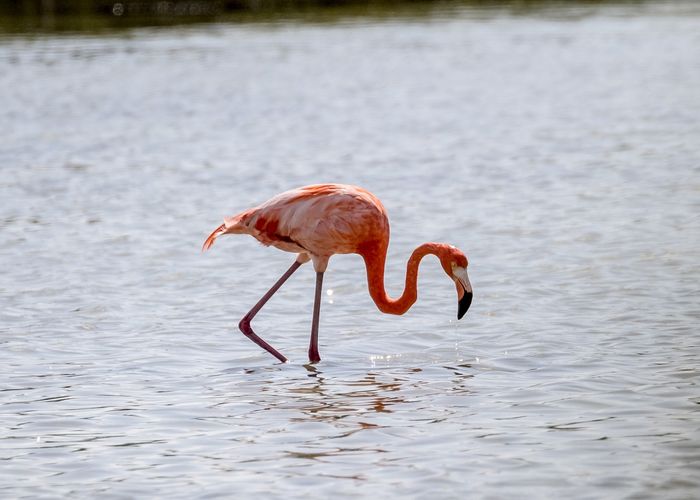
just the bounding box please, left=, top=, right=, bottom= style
left=238, top=260, right=302, bottom=363
left=308, top=271, right=324, bottom=364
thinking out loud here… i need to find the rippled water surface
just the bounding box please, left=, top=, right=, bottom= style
left=2, top=2, right=700, bottom=498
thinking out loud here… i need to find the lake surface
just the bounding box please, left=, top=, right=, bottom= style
left=1, top=1, right=699, bottom=498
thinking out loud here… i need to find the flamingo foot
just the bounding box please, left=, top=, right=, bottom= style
left=308, top=348, right=321, bottom=364
left=239, top=318, right=288, bottom=363
left=233, top=259, right=303, bottom=363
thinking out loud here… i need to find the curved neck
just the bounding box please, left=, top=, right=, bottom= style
left=361, top=242, right=443, bottom=315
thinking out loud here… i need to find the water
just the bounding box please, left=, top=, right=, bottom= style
left=2, top=2, right=699, bottom=498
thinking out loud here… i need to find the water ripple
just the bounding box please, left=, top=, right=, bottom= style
left=2, top=3, right=700, bottom=498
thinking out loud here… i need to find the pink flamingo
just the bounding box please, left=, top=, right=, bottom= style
left=203, top=183, right=472, bottom=364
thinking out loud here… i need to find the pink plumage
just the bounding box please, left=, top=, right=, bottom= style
left=204, top=184, right=388, bottom=271
left=203, top=183, right=472, bottom=363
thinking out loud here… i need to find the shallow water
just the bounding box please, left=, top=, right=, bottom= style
left=2, top=2, right=700, bottom=498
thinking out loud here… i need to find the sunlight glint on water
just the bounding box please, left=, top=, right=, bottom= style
left=1, top=2, right=699, bottom=498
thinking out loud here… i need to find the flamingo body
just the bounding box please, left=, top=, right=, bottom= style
left=205, top=184, right=388, bottom=271
left=203, top=183, right=472, bottom=363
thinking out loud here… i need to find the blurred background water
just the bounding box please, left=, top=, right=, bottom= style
left=1, top=0, right=699, bottom=498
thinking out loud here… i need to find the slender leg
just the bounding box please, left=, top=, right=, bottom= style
left=308, top=271, right=324, bottom=364
left=238, top=260, right=302, bottom=363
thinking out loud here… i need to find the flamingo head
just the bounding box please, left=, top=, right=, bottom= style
left=438, top=245, right=473, bottom=320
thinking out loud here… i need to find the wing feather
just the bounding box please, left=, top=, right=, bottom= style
left=210, top=183, right=389, bottom=256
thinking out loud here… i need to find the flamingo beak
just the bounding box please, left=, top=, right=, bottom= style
left=454, top=266, right=472, bottom=320
left=458, top=291, right=472, bottom=320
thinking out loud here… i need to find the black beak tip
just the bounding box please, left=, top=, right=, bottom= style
left=458, top=292, right=473, bottom=320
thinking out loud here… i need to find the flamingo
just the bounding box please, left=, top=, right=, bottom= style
left=202, top=183, right=472, bottom=364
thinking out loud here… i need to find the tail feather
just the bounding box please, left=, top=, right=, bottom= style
left=202, top=223, right=226, bottom=252
left=202, top=209, right=255, bottom=252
